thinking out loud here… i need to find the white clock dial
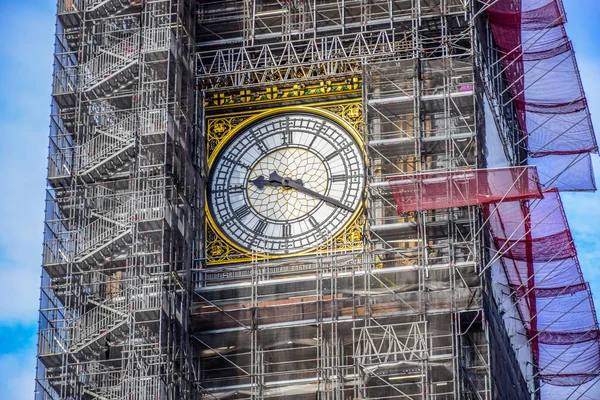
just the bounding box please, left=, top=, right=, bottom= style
left=208, top=111, right=365, bottom=255
left=247, top=147, right=328, bottom=220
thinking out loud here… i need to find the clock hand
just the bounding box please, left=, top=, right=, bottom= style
left=250, top=174, right=302, bottom=190
left=249, top=175, right=271, bottom=190
left=269, top=171, right=354, bottom=213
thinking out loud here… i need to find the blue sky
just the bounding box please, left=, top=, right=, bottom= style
left=0, top=1, right=598, bottom=398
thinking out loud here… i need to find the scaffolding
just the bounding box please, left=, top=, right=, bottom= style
left=36, top=0, right=199, bottom=399
left=192, top=1, right=515, bottom=399
left=36, top=0, right=599, bottom=399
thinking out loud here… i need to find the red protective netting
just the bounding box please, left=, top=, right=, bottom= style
left=513, top=282, right=588, bottom=299
left=488, top=0, right=598, bottom=191
left=495, top=230, right=574, bottom=262
left=387, top=166, right=542, bottom=213
left=487, top=189, right=600, bottom=395
left=536, top=329, right=600, bottom=345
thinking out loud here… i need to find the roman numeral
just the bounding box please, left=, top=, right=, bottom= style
left=331, top=174, right=347, bottom=182
left=254, top=220, right=267, bottom=235
left=230, top=185, right=244, bottom=194
left=223, top=157, right=250, bottom=170
left=325, top=141, right=356, bottom=162
left=234, top=205, right=250, bottom=220
left=325, top=151, right=339, bottom=161
left=282, top=224, right=291, bottom=238
left=308, top=134, right=318, bottom=149
left=249, top=220, right=269, bottom=248
left=308, top=216, right=331, bottom=240
left=212, top=184, right=244, bottom=194
left=282, top=131, right=292, bottom=144
left=249, top=129, right=268, bottom=153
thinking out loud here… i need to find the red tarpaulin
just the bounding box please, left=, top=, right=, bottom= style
left=387, top=166, right=542, bottom=213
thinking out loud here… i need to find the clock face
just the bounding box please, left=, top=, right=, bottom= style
left=207, top=111, right=365, bottom=255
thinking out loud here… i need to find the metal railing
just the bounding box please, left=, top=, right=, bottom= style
left=71, top=302, right=127, bottom=351
left=79, top=112, right=136, bottom=172
left=83, top=361, right=123, bottom=400
left=38, top=328, right=68, bottom=356
left=142, top=27, right=170, bottom=52
left=137, top=193, right=165, bottom=221
left=48, top=150, right=76, bottom=179
left=43, top=238, right=74, bottom=266
left=140, top=108, right=167, bottom=136
left=75, top=199, right=134, bottom=258
left=57, top=0, right=82, bottom=14
left=52, top=66, right=78, bottom=95
left=80, top=33, right=140, bottom=89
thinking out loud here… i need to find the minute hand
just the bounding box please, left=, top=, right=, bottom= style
left=270, top=172, right=354, bottom=212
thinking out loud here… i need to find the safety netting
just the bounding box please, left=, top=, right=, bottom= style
left=488, top=0, right=598, bottom=191
left=487, top=189, right=600, bottom=397
left=486, top=1, right=600, bottom=396
left=387, top=166, right=542, bottom=213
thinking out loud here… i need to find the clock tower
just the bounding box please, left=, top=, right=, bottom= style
left=36, top=1, right=600, bottom=399
left=192, top=1, right=494, bottom=398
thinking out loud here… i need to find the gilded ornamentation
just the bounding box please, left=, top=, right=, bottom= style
left=345, top=104, right=362, bottom=121
left=205, top=77, right=362, bottom=109
left=398, top=211, right=417, bottom=223
left=206, top=219, right=249, bottom=264
left=333, top=216, right=364, bottom=250
left=321, top=102, right=364, bottom=133
left=397, top=257, right=417, bottom=267
left=207, top=116, right=251, bottom=157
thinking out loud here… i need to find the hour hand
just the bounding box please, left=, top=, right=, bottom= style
left=249, top=173, right=303, bottom=190
left=249, top=175, right=271, bottom=190
left=251, top=171, right=353, bottom=213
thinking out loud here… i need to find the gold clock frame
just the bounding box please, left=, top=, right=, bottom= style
left=205, top=93, right=366, bottom=265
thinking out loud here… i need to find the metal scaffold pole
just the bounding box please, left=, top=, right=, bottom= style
left=190, top=1, right=499, bottom=399
left=41, top=0, right=598, bottom=399
left=37, top=0, right=200, bottom=398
